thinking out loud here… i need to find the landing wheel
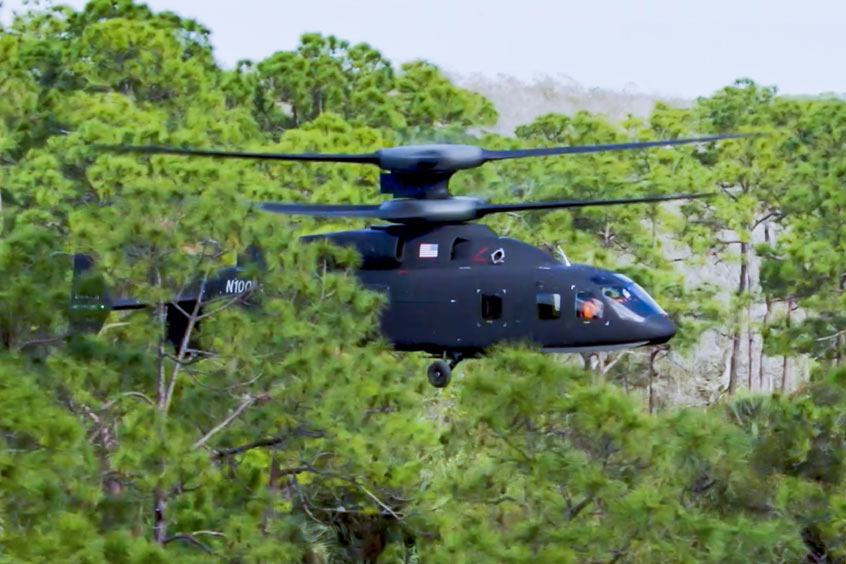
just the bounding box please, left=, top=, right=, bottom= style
left=427, top=360, right=452, bottom=388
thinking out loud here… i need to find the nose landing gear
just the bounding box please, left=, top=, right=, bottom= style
left=426, top=352, right=463, bottom=388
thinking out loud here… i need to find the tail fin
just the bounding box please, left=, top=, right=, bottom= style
left=69, top=254, right=112, bottom=334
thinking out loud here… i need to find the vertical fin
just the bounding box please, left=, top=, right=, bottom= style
left=69, top=254, right=112, bottom=333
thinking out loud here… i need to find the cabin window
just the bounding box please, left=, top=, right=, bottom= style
left=481, top=294, right=502, bottom=321
left=575, top=291, right=604, bottom=320
left=395, top=237, right=406, bottom=261
left=537, top=292, right=561, bottom=319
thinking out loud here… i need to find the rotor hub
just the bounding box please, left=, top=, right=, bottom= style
left=377, top=197, right=486, bottom=224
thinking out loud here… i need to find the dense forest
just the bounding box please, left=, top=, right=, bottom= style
left=4, top=1, right=846, bottom=562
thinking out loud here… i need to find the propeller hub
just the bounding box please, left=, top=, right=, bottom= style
left=376, top=144, right=485, bottom=173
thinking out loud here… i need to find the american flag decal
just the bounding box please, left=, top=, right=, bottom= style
left=418, top=243, right=439, bottom=258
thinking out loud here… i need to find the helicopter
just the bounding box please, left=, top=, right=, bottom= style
left=74, top=133, right=747, bottom=387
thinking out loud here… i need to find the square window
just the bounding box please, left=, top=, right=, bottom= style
left=576, top=292, right=604, bottom=320
left=481, top=294, right=502, bottom=321
left=537, top=292, right=561, bottom=319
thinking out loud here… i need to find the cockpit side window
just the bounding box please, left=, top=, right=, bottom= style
left=575, top=291, right=604, bottom=320
left=602, top=286, right=633, bottom=303
left=537, top=292, right=561, bottom=319
left=601, top=283, right=665, bottom=318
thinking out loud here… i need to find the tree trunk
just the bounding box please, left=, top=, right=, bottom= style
left=153, top=488, right=167, bottom=543
left=648, top=348, right=658, bottom=413
left=781, top=297, right=793, bottom=392
left=156, top=303, right=168, bottom=409
left=759, top=295, right=772, bottom=390
left=729, top=242, right=749, bottom=395
left=837, top=275, right=846, bottom=365
left=729, top=329, right=741, bottom=395
left=747, top=324, right=754, bottom=390
left=601, top=221, right=613, bottom=247
left=745, top=239, right=754, bottom=389
left=582, top=352, right=597, bottom=372
left=263, top=454, right=280, bottom=533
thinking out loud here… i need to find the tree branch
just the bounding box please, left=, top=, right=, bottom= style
left=193, top=393, right=268, bottom=449
left=294, top=477, right=326, bottom=525
left=198, top=291, right=249, bottom=320
left=163, top=533, right=213, bottom=553
left=753, top=211, right=782, bottom=230
left=600, top=350, right=630, bottom=376
left=100, top=391, right=156, bottom=411
left=191, top=530, right=226, bottom=538
left=211, top=428, right=325, bottom=459
left=16, top=333, right=69, bottom=350
left=167, top=300, right=191, bottom=319
left=165, top=274, right=208, bottom=412
left=567, top=496, right=595, bottom=520
left=357, top=481, right=404, bottom=521
left=815, top=330, right=846, bottom=343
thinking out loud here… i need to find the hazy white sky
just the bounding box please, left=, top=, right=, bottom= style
left=2, top=0, right=845, bottom=98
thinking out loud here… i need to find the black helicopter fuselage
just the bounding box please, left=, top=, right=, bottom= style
left=72, top=222, right=675, bottom=368
left=297, top=223, right=676, bottom=357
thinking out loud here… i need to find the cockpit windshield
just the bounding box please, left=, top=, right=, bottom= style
left=596, top=274, right=667, bottom=320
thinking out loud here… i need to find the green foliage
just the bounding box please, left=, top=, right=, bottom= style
left=757, top=96, right=846, bottom=364
left=3, top=1, right=846, bottom=562
left=250, top=34, right=496, bottom=135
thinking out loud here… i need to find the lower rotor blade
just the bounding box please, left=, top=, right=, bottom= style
left=258, top=202, right=385, bottom=218
left=476, top=192, right=715, bottom=217
left=259, top=193, right=714, bottom=223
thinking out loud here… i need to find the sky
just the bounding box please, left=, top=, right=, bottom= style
left=2, top=0, right=845, bottom=99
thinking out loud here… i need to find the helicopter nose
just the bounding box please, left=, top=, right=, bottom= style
left=645, top=315, right=676, bottom=345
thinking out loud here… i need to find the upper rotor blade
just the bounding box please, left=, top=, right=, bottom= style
left=481, top=133, right=759, bottom=162
left=258, top=202, right=385, bottom=218
left=98, top=144, right=381, bottom=165
left=477, top=192, right=715, bottom=217
left=98, top=133, right=757, bottom=176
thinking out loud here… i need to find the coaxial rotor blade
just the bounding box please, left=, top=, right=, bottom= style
left=98, top=134, right=755, bottom=200
left=97, top=144, right=381, bottom=165
left=257, top=193, right=714, bottom=224
left=99, top=133, right=757, bottom=173
left=258, top=202, right=385, bottom=218
left=481, top=133, right=759, bottom=162
left=475, top=192, right=715, bottom=217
